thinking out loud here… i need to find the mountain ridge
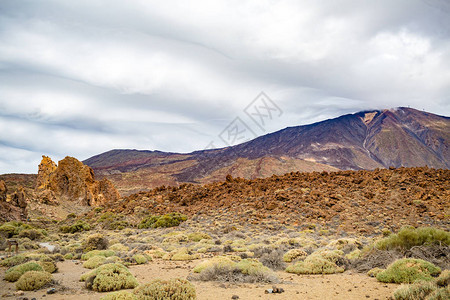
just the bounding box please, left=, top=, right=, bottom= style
left=84, top=107, right=449, bottom=195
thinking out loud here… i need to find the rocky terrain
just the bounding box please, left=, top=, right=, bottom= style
left=85, top=107, right=450, bottom=195
left=113, top=166, right=449, bottom=235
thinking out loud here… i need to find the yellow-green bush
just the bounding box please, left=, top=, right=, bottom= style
left=376, top=258, right=441, bottom=284
left=132, top=254, right=148, bottom=265
left=367, top=267, right=384, bottom=278
left=5, top=261, right=44, bottom=282
left=109, top=243, right=129, bottom=252
left=393, top=281, right=437, bottom=300
left=436, top=269, right=450, bottom=287
left=188, top=232, right=211, bottom=242
left=82, top=250, right=116, bottom=260
left=81, top=263, right=138, bottom=292
left=83, top=255, right=107, bottom=269
left=15, top=271, right=52, bottom=291
left=0, top=221, right=33, bottom=238
left=101, top=290, right=137, bottom=300
left=139, top=213, right=187, bottom=229
left=164, top=248, right=199, bottom=261
left=283, top=249, right=307, bottom=262
left=427, top=286, right=450, bottom=300
left=82, top=233, right=109, bottom=252
left=193, top=256, right=235, bottom=273
left=376, top=227, right=450, bottom=251
left=133, top=278, right=196, bottom=300
left=236, top=259, right=270, bottom=276
left=60, top=220, right=91, bottom=233
left=285, top=256, right=344, bottom=275
left=0, top=254, right=27, bottom=267
left=37, top=261, right=57, bottom=273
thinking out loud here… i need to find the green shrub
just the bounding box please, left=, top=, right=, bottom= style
left=15, top=271, right=52, bottom=291
left=60, top=220, right=91, bottom=234
left=367, top=267, right=384, bottom=278
left=436, top=269, right=450, bottom=287
left=193, top=256, right=235, bottom=273
left=0, top=221, right=33, bottom=237
left=81, top=263, right=138, bottom=292
left=132, top=254, right=148, bottom=265
left=286, top=256, right=344, bottom=275
left=37, top=261, right=57, bottom=273
left=164, top=248, right=199, bottom=261
left=376, top=227, right=450, bottom=251
left=101, top=290, right=137, bottom=300
left=0, top=254, right=27, bottom=267
left=376, top=258, right=441, bottom=284
left=133, top=278, right=196, bottom=300
left=283, top=249, right=307, bottom=262
left=18, top=229, right=44, bottom=240
left=427, top=286, right=450, bottom=300
left=109, top=243, right=129, bottom=252
left=138, top=215, right=160, bottom=229
left=81, top=250, right=116, bottom=260
left=393, top=281, right=437, bottom=300
left=82, top=233, right=109, bottom=252
left=5, top=261, right=44, bottom=282
left=83, top=255, right=107, bottom=269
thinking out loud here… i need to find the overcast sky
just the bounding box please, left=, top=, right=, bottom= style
left=1, top=0, right=450, bottom=174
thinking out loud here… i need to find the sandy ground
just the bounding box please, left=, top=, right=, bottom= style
left=0, top=259, right=398, bottom=300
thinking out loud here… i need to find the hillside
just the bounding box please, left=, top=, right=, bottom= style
left=85, top=107, right=450, bottom=195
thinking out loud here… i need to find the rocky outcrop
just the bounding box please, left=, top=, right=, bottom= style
left=0, top=180, right=27, bottom=222
left=0, top=180, right=6, bottom=201
left=35, top=156, right=120, bottom=207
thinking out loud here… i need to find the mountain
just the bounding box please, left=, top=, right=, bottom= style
left=84, top=107, right=449, bottom=195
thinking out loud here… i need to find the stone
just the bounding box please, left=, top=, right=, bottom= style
left=0, top=180, right=7, bottom=201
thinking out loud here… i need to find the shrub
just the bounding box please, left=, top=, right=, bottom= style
left=109, top=243, right=129, bottom=252
left=15, top=271, right=52, bottom=291
left=18, top=229, right=43, bottom=240
left=60, top=220, right=91, bottom=233
left=367, top=267, right=384, bottom=278
left=37, top=261, right=57, bottom=273
left=101, top=291, right=137, bottom=300
left=283, top=249, right=307, bottom=262
left=258, top=248, right=286, bottom=270
left=376, top=258, right=441, bottom=284
left=97, top=213, right=131, bottom=230
left=82, top=233, right=109, bottom=252
left=165, top=248, right=199, bottom=261
left=0, top=254, right=27, bottom=267
left=138, top=215, right=160, bottom=229
left=286, top=256, right=344, bottom=275
left=436, top=269, right=450, bottom=287
left=427, top=286, right=450, bottom=300
left=0, top=221, right=33, bottom=237
left=83, top=255, right=107, bottom=269
left=133, top=278, right=196, bottom=300
left=188, top=232, right=212, bottom=242
left=376, top=227, right=450, bottom=251
left=236, top=259, right=270, bottom=275
left=132, top=254, right=148, bottom=265
left=81, top=263, right=138, bottom=292
left=81, top=250, right=116, bottom=260
left=153, top=213, right=187, bottom=228
left=193, top=256, right=235, bottom=273
left=5, top=261, right=44, bottom=282
left=393, top=281, right=437, bottom=300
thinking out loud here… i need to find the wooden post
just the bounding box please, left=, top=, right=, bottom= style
left=7, top=240, right=18, bottom=257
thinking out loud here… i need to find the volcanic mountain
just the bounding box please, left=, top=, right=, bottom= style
left=84, top=107, right=449, bottom=195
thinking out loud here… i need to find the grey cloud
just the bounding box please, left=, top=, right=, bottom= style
left=0, top=0, right=449, bottom=173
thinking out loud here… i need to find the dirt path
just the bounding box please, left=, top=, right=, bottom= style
left=1, top=260, right=397, bottom=300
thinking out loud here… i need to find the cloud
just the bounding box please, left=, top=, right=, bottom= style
left=0, top=0, right=449, bottom=173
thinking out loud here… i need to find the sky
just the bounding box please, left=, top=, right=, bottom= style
left=1, top=0, right=450, bottom=174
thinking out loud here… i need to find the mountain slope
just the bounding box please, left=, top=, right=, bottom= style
left=84, top=107, right=449, bottom=195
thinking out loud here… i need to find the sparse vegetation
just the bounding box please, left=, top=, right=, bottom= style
left=132, top=254, right=148, bottom=264
left=82, top=233, right=109, bottom=252
left=393, top=281, right=437, bottom=300
left=133, top=278, right=196, bottom=300
left=285, top=249, right=346, bottom=275
left=283, top=249, right=307, bottom=262
left=101, top=291, right=137, bottom=300
left=81, top=249, right=116, bottom=260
